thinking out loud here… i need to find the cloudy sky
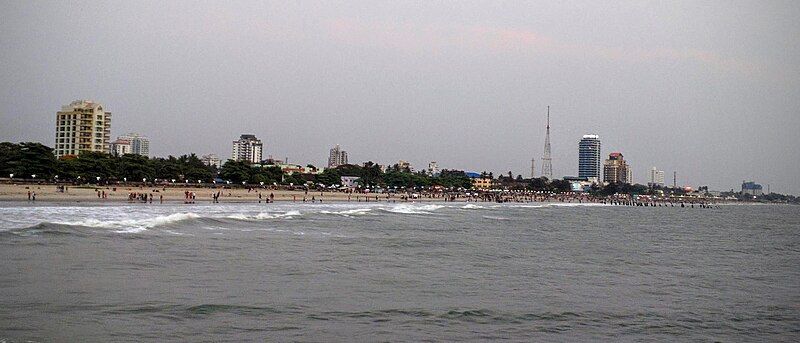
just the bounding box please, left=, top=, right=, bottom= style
left=1, top=1, right=798, bottom=193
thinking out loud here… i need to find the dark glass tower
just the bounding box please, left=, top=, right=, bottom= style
left=578, top=135, right=601, bottom=179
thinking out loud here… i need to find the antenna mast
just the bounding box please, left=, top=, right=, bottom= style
left=541, top=106, right=553, bottom=179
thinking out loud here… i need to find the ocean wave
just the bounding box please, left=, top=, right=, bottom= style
left=382, top=204, right=445, bottom=214
left=461, top=204, right=486, bottom=209
left=319, top=208, right=373, bottom=216
left=48, top=212, right=201, bottom=233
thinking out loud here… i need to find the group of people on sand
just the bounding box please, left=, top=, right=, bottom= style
left=128, top=192, right=153, bottom=203
left=184, top=191, right=197, bottom=204
left=96, top=190, right=108, bottom=199
left=257, top=192, right=275, bottom=203
left=27, top=190, right=36, bottom=201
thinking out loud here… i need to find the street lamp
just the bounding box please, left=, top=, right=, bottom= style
left=171, top=179, right=176, bottom=183
left=123, top=177, right=127, bottom=182
left=9, top=173, right=13, bottom=179
left=143, top=178, right=147, bottom=183
left=31, top=174, right=36, bottom=179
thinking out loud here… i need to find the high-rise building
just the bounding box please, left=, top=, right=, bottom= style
left=648, top=167, right=665, bottom=187
left=603, top=152, right=630, bottom=184
left=232, top=134, right=263, bottom=163
left=54, top=100, right=112, bottom=157
left=578, top=135, right=601, bottom=180
left=111, top=133, right=149, bottom=157
left=327, top=144, right=348, bottom=167
left=201, top=154, right=222, bottom=169
left=118, top=133, right=149, bottom=157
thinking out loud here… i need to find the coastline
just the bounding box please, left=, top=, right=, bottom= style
left=0, top=183, right=449, bottom=203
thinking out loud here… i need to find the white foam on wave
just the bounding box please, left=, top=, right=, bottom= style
left=461, top=204, right=486, bottom=209
left=319, top=208, right=373, bottom=217
left=54, top=212, right=200, bottom=233
left=383, top=203, right=445, bottom=214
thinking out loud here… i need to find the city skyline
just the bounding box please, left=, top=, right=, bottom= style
left=1, top=2, right=799, bottom=194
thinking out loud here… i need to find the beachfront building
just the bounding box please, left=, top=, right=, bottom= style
left=201, top=154, right=222, bottom=169
left=111, top=133, right=149, bottom=157
left=472, top=177, right=496, bottom=190
left=428, top=161, right=440, bottom=176
left=741, top=181, right=763, bottom=196
left=110, top=138, right=131, bottom=156
left=397, top=160, right=413, bottom=172
left=54, top=100, right=112, bottom=157
left=578, top=135, right=601, bottom=181
left=603, top=152, right=630, bottom=184
left=117, top=133, right=149, bottom=157
left=340, top=176, right=359, bottom=188
left=328, top=144, right=348, bottom=168
left=232, top=134, right=263, bottom=163
left=649, top=167, right=665, bottom=187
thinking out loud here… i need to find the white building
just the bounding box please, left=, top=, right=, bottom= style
left=328, top=144, right=348, bottom=167
left=201, top=154, right=222, bottom=168
left=117, top=133, right=149, bottom=157
left=428, top=161, right=440, bottom=176
left=340, top=176, right=359, bottom=188
left=232, top=134, right=263, bottom=163
left=54, top=100, right=112, bottom=157
left=648, top=167, right=665, bottom=187
left=111, top=138, right=132, bottom=156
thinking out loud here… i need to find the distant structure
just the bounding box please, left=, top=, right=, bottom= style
left=397, top=160, right=412, bottom=172
left=741, top=181, right=763, bottom=196
left=603, top=152, right=630, bottom=184
left=327, top=144, right=348, bottom=168
left=55, top=100, right=112, bottom=157
left=541, top=106, right=553, bottom=179
left=111, top=133, right=149, bottom=157
left=578, top=135, right=601, bottom=182
left=427, top=161, right=440, bottom=176
left=530, top=159, right=536, bottom=179
left=201, top=154, right=222, bottom=169
left=648, top=167, right=665, bottom=187
left=231, top=134, right=263, bottom=163
left=111, top=138, right=131, bottom=156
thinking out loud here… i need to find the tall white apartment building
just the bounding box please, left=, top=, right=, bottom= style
left=232, top=134, right=263, bottom=163
left=54, top=100, right=111, bottom=157
left=649, top=167, right=665, bottom=187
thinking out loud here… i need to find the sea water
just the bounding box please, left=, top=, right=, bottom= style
left=0, top=202, right=798, bottom=341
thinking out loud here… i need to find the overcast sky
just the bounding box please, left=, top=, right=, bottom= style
left=1, top=1, right=798, bottom=193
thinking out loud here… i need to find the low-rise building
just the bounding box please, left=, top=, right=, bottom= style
left=340, top=176, right=359, bottom=188
left=201, top=154, right=222, bottom=168
left=472, top=177, right=495, bottom=190
left=742, top=181, right=763, bottom=196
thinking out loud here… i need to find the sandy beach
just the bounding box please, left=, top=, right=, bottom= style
left=0, top=183, right=447, bottom=203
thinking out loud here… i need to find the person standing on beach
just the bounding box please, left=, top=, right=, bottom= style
left=27, top=190, right=31, bottom=201
left=31, top=192, right=36, bottom=201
